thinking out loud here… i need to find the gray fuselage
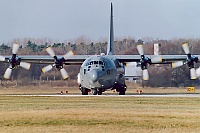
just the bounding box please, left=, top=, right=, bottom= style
left=79, top=55, right=125, bottom=91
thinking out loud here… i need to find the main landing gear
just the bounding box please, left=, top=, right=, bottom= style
left=81, top=87, right=89, bottom=95
left=79, top=85, right=88, bottom=95
left=113, top=83, right=127, bottom=95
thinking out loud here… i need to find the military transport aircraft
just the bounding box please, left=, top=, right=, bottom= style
left=0, top=3, right=200, bottom=95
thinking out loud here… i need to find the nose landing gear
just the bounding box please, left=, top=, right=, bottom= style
left=92, top=89, right=102, bottom=95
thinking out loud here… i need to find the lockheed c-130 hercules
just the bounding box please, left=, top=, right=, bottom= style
left=0, top=3, right=200, bottom=95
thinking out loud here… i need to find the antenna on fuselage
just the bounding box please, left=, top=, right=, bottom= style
left=107, top=2, right=114, bottom=55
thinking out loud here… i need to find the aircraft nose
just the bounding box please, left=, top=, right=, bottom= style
left=88, top=70, right=99, bottom=82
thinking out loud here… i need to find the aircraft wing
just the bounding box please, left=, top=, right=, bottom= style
left=2, top=54, right=199, bottom=65
left=115, top=55, right=198, bottom=64
left=2, top=55, right=91, bottom=65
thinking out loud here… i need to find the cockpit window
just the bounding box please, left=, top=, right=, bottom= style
left=94, top=61, right=98, bottom=64
left=99, top=61, right=103, bottom=65
left=90, top=61, right=93, bottom=65
left=88, top=61, right=104, bottom=66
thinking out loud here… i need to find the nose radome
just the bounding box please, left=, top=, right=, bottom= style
left=88, top=70, right=99, bottom=82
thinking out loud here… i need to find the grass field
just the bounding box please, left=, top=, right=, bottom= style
left=0, top=94, right=200, bottom=132
left=0, top=85, right=200, bottom=132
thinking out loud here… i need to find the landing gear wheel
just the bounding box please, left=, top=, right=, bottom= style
left=81, top=88, right=88, bottom=95
left=92, top=89, right=98, bottom=95
left=97, top=89, right=102, bottom=95
left=119, top=90, right=125, bottom=95
left=118, top=85, right=126, bottom=95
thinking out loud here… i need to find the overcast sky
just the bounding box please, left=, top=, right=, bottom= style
left=0, top=0, right=200, bottom=44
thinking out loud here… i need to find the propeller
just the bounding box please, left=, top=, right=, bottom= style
left=137, top=42, right=162, bottom=80
left=1, top=44, right=31, bottom=79
left=42, top=47, right=73, bottom=79
left=172, top=43, right=198, bottom=79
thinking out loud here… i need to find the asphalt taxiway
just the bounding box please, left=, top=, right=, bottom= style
left=1, top=94, right=200, bottom=97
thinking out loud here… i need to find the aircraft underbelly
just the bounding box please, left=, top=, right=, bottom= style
left=81, top=74, right=115, bottom=89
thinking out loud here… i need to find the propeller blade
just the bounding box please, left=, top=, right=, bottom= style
left=20, top=62, right=31, bottom=70
left=137, top=44, right=144, bottom=55
left=190, top=68, right=197, bottom=79
left=64, top=50, right=74, bottom=60
left=151, top=56, right=162, bottom=63
left=12, top=44, right=20, bottom=54
left=46, top=47, right=56, bottom=57
left=142, top=69, right=149, bottom=80
left=0, top=55, right=5, bottom=61
left=42, top=65, right=53, bottom=73
left=60, top=68, right=69, bottom=79
left=182, top=43, right=190, bottom=54
left=4, top=68, right=12, bottom=79
left=172, top=61, right=184, bottom=68
left=196, top=67, right=200, bottom=77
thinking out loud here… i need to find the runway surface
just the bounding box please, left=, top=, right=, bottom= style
left=1, top=94, right=200, bottom=97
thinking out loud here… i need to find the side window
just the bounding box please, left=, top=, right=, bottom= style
left=84, top=69, right=86, bottom=74
left=88, top=66, right=91, bottom=71
left=94, top=61, right=98, bottom=64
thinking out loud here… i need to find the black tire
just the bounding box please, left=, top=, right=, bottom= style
left=97, top=90, right=102, bottom=95
left=81, top=88, right=88, bottom=95
left=119, top=90, right=125, bottom=95
left=119, top=86, right=126, bottom=95
left=92, top=89, right=98, bottom=95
